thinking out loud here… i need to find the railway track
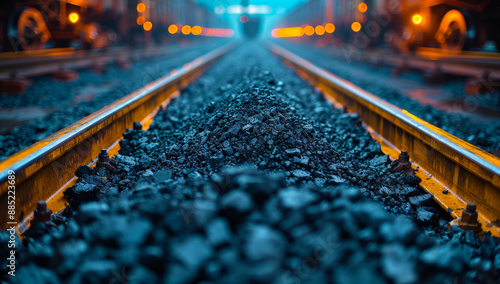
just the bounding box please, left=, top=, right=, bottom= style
left=1, top=41, right=499, bottom=235
left=271, top=43, right=500, bottom=237
left=326, top=46, right=500, bottom=95
left=337, top=46, right=500, bottom=79
left=0, top=44, right=208, bottom=94
left=1, top=41, right=499, bottom=283
left=0, top=42, right=238, bottom=230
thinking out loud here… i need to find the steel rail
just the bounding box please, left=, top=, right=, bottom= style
left=0, top=42, right=238, bottom=229
left=270, top=43, right=500, bottom=236
left=0, top=44, right=202, bottom=80
left=330, top=46, right=500, bottom=80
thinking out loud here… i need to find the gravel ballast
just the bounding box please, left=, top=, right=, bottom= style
left=0, top=41, right=227, bottom=161
left=1, top=43, right=499, bottom=284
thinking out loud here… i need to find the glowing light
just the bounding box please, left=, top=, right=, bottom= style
left=168, top=24, right=178, bottom=34
left=240, top=15, right=249, bottom=23
left=325, top=23, right=335, bottom=33
left=412, top=14, right=423, bottom=25
left=315, top=25, right=325, bottom=36
left=351, top=22, right=361, bottom=32
left=275, top=27, right=304, bottom=38
left=143, top=21, right=152, bottom=31
left=137, top=3, right=146, bottom=13
left=272, top=29, right=278, bottom=38
left=182, top=25, right=191, bottom=35
left=304, top=26, right=314, bottom=36
left=137, top=16, right=145, bottom=26
left=358, top=3, right=368, bottom=13
left=192, top=26, right=202, bottom=35
left=69, top=13, right=79, bottom=23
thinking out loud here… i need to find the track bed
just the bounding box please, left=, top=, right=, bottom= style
left=2, top=43, right=499, bottom=284
left=0, top=42, right=225, bottom=161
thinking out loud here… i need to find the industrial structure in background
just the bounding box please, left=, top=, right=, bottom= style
left=0, top=0, right=230, bottom=51
left=238, top=0, right=262, bottom=38
left=275, top=0, right=500, bottom=52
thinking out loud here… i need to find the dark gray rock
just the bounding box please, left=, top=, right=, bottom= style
left=172, top=235, right=213, bottom=270
left=409, top=194, right=435, bottom=208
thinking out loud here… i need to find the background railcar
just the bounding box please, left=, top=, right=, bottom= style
left=0, top=0, right=229, bottom=52
left=275, top=0, right=500, bottom=52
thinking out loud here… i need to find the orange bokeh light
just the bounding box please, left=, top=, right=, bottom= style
left=358, top=3, right=367, bottom=13
left=182, top=25, right=192, bottom=35
left=325, top=23, right=335, bottom=33
left=143, top=21, right=152, bottom=31
left=351, top=22, right=361, bottom=32
left=168, top=24, right=178, bottom=34
left=137, top=3, right=146, bottom=13
left=192, top=26, right=202, bottom=35
left=304, top=26, right=314, bottom=36
left=69, top=13, right=79, bottom=23
left=315, top=25, right=325, bottom=36
left=137, top=16, right=145, bottom=26
left=412, top=14, right=423, bottom=25
left=275, top=27, right=304, bottom=38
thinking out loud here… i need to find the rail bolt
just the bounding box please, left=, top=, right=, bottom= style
left=390, top=150, right=415, bottom=175
left=96, top=149, right=116, bottom=171
left=448, top=202, right=482, bottom=234
left=461, top=203, right=478, bottom=224
left=399, top=151, right=410, bottom=163
left=33, top=201, right=52, bottom=224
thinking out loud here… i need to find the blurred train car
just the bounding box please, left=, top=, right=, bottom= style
left=0, top=0, right=228, bottom=52
left=277, top=0, right=500, bottom=52
left=396, top=0, right=500, bottom=51
left=240, top=15, right=261, bottom=38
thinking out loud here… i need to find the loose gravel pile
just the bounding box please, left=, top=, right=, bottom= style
left=279, top=42, right=500, bottom=156
left=0, top=41, right=226, bottom=161
left=2, top=43, right=499, bottom=283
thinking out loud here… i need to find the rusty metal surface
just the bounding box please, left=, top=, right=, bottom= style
left=0, top=44, right=191, bottom=80
left=0, top=42, right=238, bottom=229
left=270, top=43, right=500, bottom=235
left=337, top=47, right=500, bottom=81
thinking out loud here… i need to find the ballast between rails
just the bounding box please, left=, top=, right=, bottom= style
left=269, top=43, right=500, bottom=237
left=0, top=42, right=239, bottom=230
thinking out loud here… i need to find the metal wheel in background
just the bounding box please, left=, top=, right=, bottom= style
left=435, top=9, right=468, bottom=51
left=8, top=7, right=50, bottom=51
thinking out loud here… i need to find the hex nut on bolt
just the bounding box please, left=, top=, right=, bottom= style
left=448, top=203, right=482, bottom=234
left=461, top=203, right=479, bottom=224
left=390, top=151, right=415, bottom=176
left=33, top=201, right=52, bottom=224
left=96, top=149, right=116, bottom=171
